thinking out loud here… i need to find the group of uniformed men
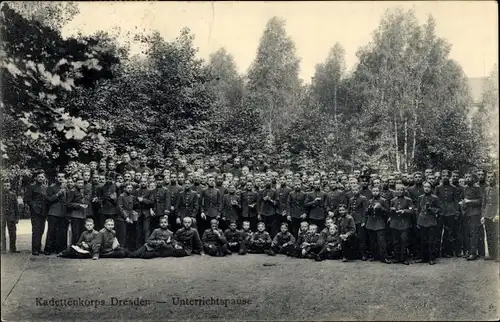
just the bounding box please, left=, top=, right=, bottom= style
left=2, top=148, right=498, bottom=265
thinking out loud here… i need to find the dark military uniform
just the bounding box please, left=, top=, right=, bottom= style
left=45, top=183, right=68, bottom=253
left=249, top=230, right=272, bottom=253
left=389, top=196, right=414, bottom=263
left=259, top=187, right=278, bottom=237
left=25, top=183, right=47, bottom=253
left=417, top=193, right=441, bottom=261
left=434, top=183, right=461, bottom=256
left=462, top=184, right=483, bottom=257
left=66, top=188, right=92, bottom=246
left=224, top=228, right=243, bottom=253
left=222, top=192, right=241, bottom=223
left=366, top=196, right=389, bottom=261
left=287, top=189, right=307, bottom=237
left=305, top=189, right=327, bottom=232
left=349, top=194, right=369, bottom=259
left=1, top=189, right=19, bottom=252
left=134, top=187, right=155, bottom=248
left=240, top=189, right=259, bottom=231
left=482, top=184, right=499, bottom=260
left=271, top=231, right=296, bottom=255
left=173, top=227, right=203, bottom=256
left=202, top=228, right=228, bottom=256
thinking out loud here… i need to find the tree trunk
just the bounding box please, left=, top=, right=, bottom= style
left=394, top=116, right=400, bottom=171
left=411, top=99, right=418, bottom=168
left=404, top=119, right=408, bottom=172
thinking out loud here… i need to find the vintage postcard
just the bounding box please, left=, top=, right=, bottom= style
left=0, top=1, right=498, bottom=321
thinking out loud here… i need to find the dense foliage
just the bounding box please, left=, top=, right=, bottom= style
left=1, top=4, right=497, bottom=186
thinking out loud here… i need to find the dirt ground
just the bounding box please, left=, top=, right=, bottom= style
left=1, top=219, right=499, bottom=321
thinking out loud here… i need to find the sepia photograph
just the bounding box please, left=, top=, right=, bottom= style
left=0, top=1, right=498, bottom=321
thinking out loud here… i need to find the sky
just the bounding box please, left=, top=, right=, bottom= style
left=61, top=1, right=498, bottom=82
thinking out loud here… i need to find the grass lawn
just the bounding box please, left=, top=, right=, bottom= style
left=1, top=219, right=499, bottom=321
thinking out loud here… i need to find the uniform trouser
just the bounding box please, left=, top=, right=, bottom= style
left=59, top=247, right=92, bottom=259
left=126, top=221, right=137, bottom=250
left=460, top=216, right=468, bottom=254
left=45, top=215, right=68, bottom=253
left=271, top=243, right=295, bottom=255
left=392, top=229, right=409, bottom=262
left=240, top=216, right=258, bottom=232
left=131, top=244, right=175, bottom=259
left=228, top=242, right=242, bottom=253
left=355, top=223, right=368, bottom=258
left=31, top=215, right=46, bottom=253
left=464, top=215, right=481, bottom=255
left=250, top=242, right=271, bottom=254
left=484, top=218, right=499, bottom=259
left=197, top=216, right=214, bottom=236
left=114, top=219, right=127, bottom=249
left=419, top=225, right=436, bottom=261
left=262, top=215, right=279, bottom=238
left=136, top=216, right=151, bottom=249
left=289, top=217, right=302, bottom=238
left=441, top=216, right=461, bottom=256
left=168, top=211, right=180, bottom=233
left=1, top=219, right=17, bottom=251
left=69, top=218, right=85, bottom=246
left=90, top=203, right=101, bottom=230
left=99, top=247, right=129, bottom=258
left=478, top=225, right=485, bottom=257
left=203, top=242, right=229, bottom=256
left=317, top=245, right=342, bottom=260
left=368, top=229, right=387, bottom=260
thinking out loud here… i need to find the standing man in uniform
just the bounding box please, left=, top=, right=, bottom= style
left=25, top=171, right=48, bottom=256
left=44, top=173, right=68, bottom=255
left=462, top=173, right=483, bottom=261
left=482, top=172, right=498, bottom=261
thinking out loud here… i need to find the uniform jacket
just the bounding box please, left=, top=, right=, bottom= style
left=224, top=229, right=242, bottom=244
left=287, top=190, right=307, bottom=218
left=349, top=194, right=369, bottom=224
left=259, top=187, right=277, bottom=216
left=416, top=193, right=440, bottom=227
left=482, top=185, right=499, bottom=219
left=168, top=184, right=182, bottom=212
left=408, top=184, right=424, bottom=205
left=277, top=186, right=292, bottom=214
left=135, top=187, right=155, bottom=218
left=222, top=192, right=240, bottom=222
left=177, top=189, right=199, bottom=219
left=305, top=190, right=327, bottom=220
left=240, top=229, right=253, bottom=245
left=25, top=183, right=47, bottom=216
left=155, top=187, right=172, bottom=217
left=303, top=232, right=320, bottom=250
left=434, top=183, right=461, bottom=217
left=365, top=196, right=389, bottom=231
left=334, top=215, right=356, bottom=237
left=250, top=231, right=272, bottom=245
left=240, top=190, right=259, bottom=218
left=380, top=188, right=395, bottom=202
left=202, top=228, right=227, bottom=245
left=146, top=228, right=174, bottom=251
left=318, top=231, right=342, bottom=249
left=462, top=184, right=482, bottom=217
left=295, top=230, right=309, bottom=246
left=46, top=183, right=66, bottom=217
left=272, top=231, right=296, bottom=247
left=174, top=227, right=203, bottom=255
left=2, top=190, right=19, bottom=221
left=389, top=196, right=414, bottom=230
left=201, top=187, right=222, bottom=218
left=92, top=228, right=117, bottom=256
left=117, top=192, right=137, bottom=221
left=360, top=187, right=373, bottom=201
left=66, top=188, right=91, bottom=219
left=96, top=183, right=118, bottom=215
left=326, top=190, right=348, bottom=213
left=76, top=229, right=99, bottom=249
